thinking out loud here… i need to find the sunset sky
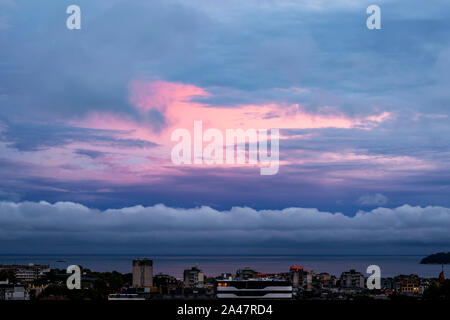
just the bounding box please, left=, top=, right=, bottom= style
left=0, top=0, right=449, bottom=253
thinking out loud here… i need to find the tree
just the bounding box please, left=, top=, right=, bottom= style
left=423, top=279, right=450, bottom=301
left=0, top=269, right=17, bottom=283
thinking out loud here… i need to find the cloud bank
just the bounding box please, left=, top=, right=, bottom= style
left=1, top=201, right=449, bottom=254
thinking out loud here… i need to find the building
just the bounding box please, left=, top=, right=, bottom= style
left=0, top=264, right=50, bottom=283
left=235, top=267, right=258, bottom=280
left=340, top=269, right=365, bottom=289
left=184, top=267, right=204, bottom=288
left=305, top=270, right=315, bottom=291
left=318, top=273, right=332, bottom=288
left=395, top=274, right=420, bottom=294
left=154, top=273, right=179, bottom=294
left=257, top=272, right=289, bottom=281
left=381, top=277, right=395, bottom=293
left=132, top=258, right=153, bottom=288
left=217, top=273, right=233, bottom=281
left=216, top=280, right=292, bottom=299
left=154, top=273, right=178, bottom=287
left=290, top=265, right=304, bottom=288
left=0, top=284, right=29, bottom=301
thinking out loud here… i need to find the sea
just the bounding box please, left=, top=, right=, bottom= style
left=0, top=255, right=446, bottom=279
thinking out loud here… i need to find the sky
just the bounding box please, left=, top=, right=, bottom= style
left=0, top=0, right=449, bottom=254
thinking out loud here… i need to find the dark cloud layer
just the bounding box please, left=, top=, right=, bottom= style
left=0, top=201, right=449, bottom=254
left=0, top=121, right=157, bottom=151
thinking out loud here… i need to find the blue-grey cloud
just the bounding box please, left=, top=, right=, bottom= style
left=1, top=201, right=449, bottom=254
left=0, top=0, right=211, bottom=123
left=75, top=149, right=105, bottom=159
left=0, top=121, right=157, bottom=151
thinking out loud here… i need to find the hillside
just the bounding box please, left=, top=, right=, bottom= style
left=420, top=252, right=450, bottom=264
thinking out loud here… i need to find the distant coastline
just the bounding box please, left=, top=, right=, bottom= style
left=0, top=254, right=446, bottom=278
left=420, top=252, right=450, bottom=264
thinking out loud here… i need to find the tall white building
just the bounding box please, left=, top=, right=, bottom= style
left=132, top=259, right=153, bottom=288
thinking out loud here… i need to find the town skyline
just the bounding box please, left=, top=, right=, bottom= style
left=1, top=257, right=447, bottom=301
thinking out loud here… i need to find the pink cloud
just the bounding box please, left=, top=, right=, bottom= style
left=126, top=80, right=392, bottom=135
left=73, top=81, right=392, bottom=158
left=56, top=80, right=396, bottom=179
left=129, top=80, right=209, bottom=114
